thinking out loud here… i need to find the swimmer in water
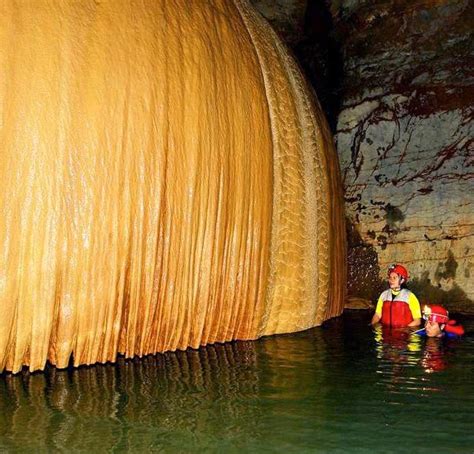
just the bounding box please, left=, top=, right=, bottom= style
left=419, top=305, right=465, bottom=338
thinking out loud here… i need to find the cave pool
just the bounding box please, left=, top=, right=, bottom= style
left=1, top=311, right=473, bottom=453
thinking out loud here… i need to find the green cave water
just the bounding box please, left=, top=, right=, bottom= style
left=1, top=311, right=473, bottom=453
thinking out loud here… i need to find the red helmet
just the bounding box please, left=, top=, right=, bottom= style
left=423, top=305, right=449, bottom=324
left=387, top=264, right=409, bottom=281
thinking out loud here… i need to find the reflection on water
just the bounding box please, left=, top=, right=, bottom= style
left=0, top=343, right=262, bottom=452
left=421, top=338, right=449, bottom=374
left=1, top=313, right=473, bottom=452
left=373, top=324, right=463, bottom=377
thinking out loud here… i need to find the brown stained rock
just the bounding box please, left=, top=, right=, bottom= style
left=344, top=297, right=374, bottom=310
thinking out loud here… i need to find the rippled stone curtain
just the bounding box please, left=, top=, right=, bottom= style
left=0, top=0, right=346, bottom=373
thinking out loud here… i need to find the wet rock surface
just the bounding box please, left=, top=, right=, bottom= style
left=253, top=0, right=474, bottom=311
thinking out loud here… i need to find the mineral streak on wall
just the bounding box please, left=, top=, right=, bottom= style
left=0, top=0, right=346, bottom=373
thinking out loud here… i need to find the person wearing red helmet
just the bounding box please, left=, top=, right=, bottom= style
left=371, top=264, right=422, bottom=327
left=419, top=304, right=465, bottom=338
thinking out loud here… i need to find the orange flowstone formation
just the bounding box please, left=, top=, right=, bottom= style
left=0, top=0, right=346, bottom=373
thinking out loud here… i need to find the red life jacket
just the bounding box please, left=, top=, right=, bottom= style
left=380, top=288, right=413, bottom=327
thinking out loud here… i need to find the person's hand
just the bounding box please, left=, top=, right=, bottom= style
left=371, top=313, right=381, bottom=325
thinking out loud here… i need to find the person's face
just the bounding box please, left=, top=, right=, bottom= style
left=425, top=320, right=443, bottom=337
left=388, top=272, right=402, bottom=290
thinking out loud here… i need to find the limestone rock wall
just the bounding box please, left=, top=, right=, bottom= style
left=254, top=0, right=473, bottom=310
left=334, top=0, right=473, bottom=310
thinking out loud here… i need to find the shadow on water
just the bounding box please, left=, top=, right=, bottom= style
left=1, top=312, right=474, bottom=452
